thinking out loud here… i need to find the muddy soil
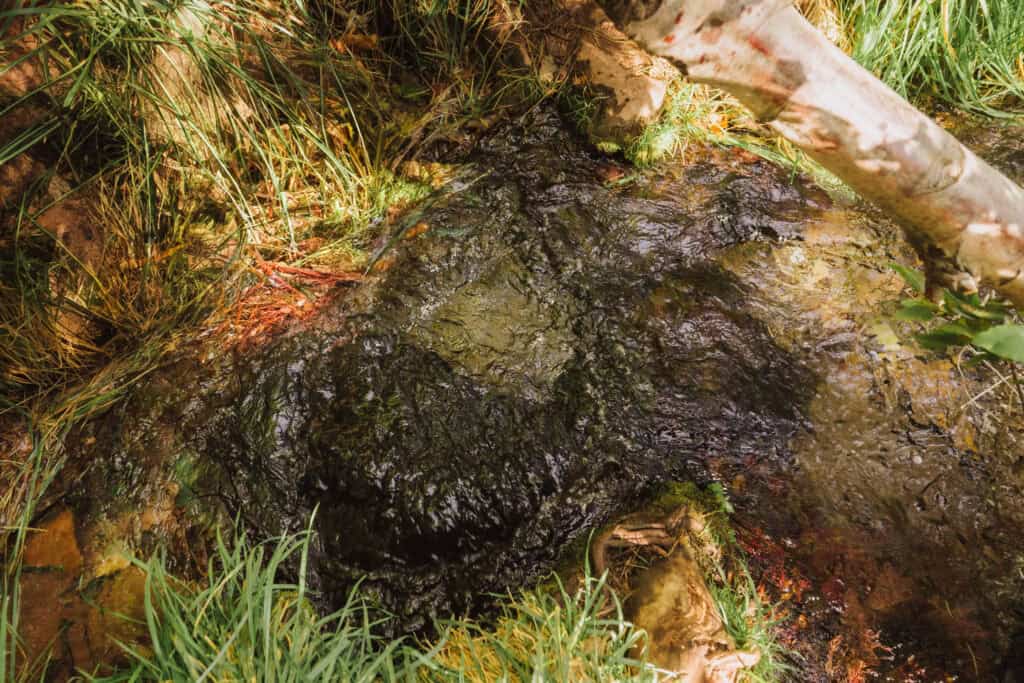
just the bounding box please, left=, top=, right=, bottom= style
left=63, top=109, right=809, bottom=622
left=31, top=110, right=1024, bottom=680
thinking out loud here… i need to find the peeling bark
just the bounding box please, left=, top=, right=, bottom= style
left=600, top=0, right=1024, bottom=305
left=566, top=0, right=675, bottom=143
left=491, top=0, right=676, bottom=145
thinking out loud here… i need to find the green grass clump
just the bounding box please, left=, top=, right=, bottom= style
left=624, top=81, right=744, bottom=166
left=84, top=500, right=787, bottom=682
left=621, top=80, right=850, bottom=202
left=88, top=528, right=430, bottom=683
left=837, top=0, right=1024, bottom=116
left=711, top=576, right=792, bottom=683
left=1, top=0, right=399, bottom=401
left=0, top=0, right=539, bottom=409
left=84, top=526, right=657, bottom=683
left=431, top=574, right=654, bottom=682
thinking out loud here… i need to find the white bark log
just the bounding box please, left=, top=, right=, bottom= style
left=601, top=0, right=1024, bottom=305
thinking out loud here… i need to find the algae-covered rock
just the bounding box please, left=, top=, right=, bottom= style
left=66, top=110, right=810, bottom=629
left=59, top=112, right=1024, bottom=678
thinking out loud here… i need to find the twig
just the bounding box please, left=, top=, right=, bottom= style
left=1009, top=362, right=1024, bottom=413
left=958, top=371, right=1010, bottom=412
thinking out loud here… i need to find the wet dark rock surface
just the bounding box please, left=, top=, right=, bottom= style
left=718, top=118, right=1024, bottom=681
left=69, top=111, right=812, bottom=628
left=63, top=111, right=1024, bottom=679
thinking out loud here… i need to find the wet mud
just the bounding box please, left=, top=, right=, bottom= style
left=38, top=111, right=1024, bottom=680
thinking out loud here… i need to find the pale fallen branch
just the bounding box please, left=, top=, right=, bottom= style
left=600, top=0, right=1024, bottom=305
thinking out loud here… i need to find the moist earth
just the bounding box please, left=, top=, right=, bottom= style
left=58, top=111, right=1024, bottom=679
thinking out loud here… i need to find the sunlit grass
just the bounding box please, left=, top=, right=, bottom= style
left=622, top=80, right=851, bottom=202
left=431, top=575, right=654, bottom=682
left=625, top=80, right=747, bottom=166
left=836, top=0, right=1024, bottom=116
left=86, top=528, right=426, bottom=682
left=0, top=0, right=535, bottom=407
left=711, top=575, right=793, bottom=683
left=1, top=0, right=388, bottom=400
left=85, top=527, right=658, bottom=683
left=78, top=488, right=792, bottom=682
